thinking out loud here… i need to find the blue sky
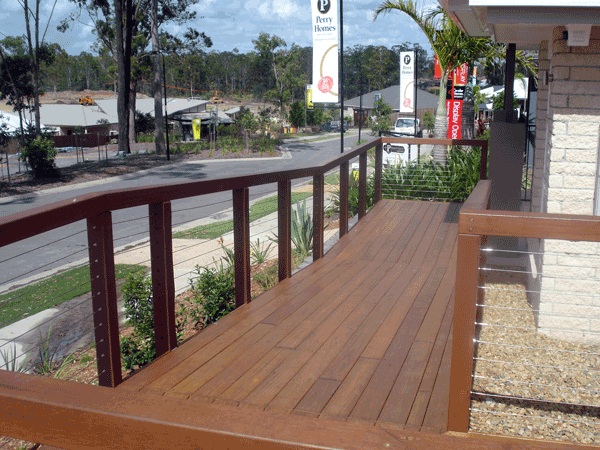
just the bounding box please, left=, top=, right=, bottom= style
left=0, top=0, right=438, bottom=56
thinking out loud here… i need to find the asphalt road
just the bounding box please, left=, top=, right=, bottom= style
left=0, top=133, right=364, bottom=290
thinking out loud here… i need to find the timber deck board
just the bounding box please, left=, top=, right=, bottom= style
left=118, top=199, right=460, bottom=433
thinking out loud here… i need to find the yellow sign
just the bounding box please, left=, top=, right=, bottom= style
left=306, top=87, right=314, bottom=110
left=192, top=119, right=202, bottom=140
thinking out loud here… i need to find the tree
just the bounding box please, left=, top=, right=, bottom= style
left=375, top=2, right=490, bottom=164
left=370, top=98, right=393, bottom=135
left=289, top=101, right=304, bottom=128
left=375, top=2, right=536, bottom=163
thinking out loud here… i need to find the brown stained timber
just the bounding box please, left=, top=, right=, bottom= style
left=339, top=161, right=349, bottom=237
left=149, top=201, right=177, bottom=356
left=312, top=174, right=324, bottom=261
left=87, top=212, right=122, bottom=387
left=374, top=142, right=382, bottom=203
left=358, top=152, right=367, bottom=219
left=278, top=180, right=292, bottom=281
left=233, top=188, right=251, bottom=307
left=0, top=371, right=589, bottom=450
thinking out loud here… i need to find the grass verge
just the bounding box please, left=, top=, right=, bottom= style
left=0, top=264, right=145, bottom=327
left=174, top=192, right=312, bottom=240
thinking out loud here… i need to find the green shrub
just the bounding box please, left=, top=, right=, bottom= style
left=330, top=173, right=375, bottom=218
left=189, top=261, right=235, bottom=327
left=120, top=273, right=155, bottom=370
left=21, top=136, right=59, bottom=179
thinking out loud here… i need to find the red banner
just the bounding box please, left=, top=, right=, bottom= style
left=434, top=55, right=441, bottom=80
left=447, top=99, right=463, bottom=139
left=453, top=63, right=468, bottom=86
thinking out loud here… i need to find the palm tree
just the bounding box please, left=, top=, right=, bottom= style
left=375, top=1, right=489, bottom=163
left=374, top=1, right=536, bottom=164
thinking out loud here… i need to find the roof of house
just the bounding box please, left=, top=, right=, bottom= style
left=95, top=98, right=209, bottom=120
left=37, top=98, right=210, bottom=128
left=345, top=85, right=439, bottom=111
left=439, top=0, right=600, bottom=49
left=39, top=104, right=116, bottom=128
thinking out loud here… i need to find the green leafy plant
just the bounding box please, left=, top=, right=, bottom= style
left=251, top=239, right=274, bottom=265
left=20, top=135, right=59, bottom=179
left=0, top=344, right=26, bottom=372
left=189, top=263, right=235, bottom=327
left=119, top=273, right=156, bottom=370
left=253, top=264, right=278, bottom=291
left=291, top=198, right=313, bottom=258
left=36, top=327, right=58, bottom=375
left=329, top=174, right=376, bottom=218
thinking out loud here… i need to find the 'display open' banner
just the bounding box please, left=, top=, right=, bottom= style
left=312, top=0, right=338, bottom=103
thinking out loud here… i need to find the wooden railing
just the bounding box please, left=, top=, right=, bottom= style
left=0, top=137, right=488, bottom=388
left=448, top=189, right=600, bottom=433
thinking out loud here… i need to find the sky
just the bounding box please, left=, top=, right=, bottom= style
left=0, top=0, right=438, bottom=56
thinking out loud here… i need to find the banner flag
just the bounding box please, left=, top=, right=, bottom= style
left=446, top=63, right=468, bottom=139
left=400, top=51, right=415, bottom=113
left=312, top=0, right=338, bottom=103
left=192, top=119, right=202, bottom=140
left=306, top=85, right=314, bottom=110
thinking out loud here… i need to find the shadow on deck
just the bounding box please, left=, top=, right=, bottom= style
left=118, top=199, right=460, bottom=433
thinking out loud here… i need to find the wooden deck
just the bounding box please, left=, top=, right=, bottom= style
left=118, top=199, right=460, bottom=433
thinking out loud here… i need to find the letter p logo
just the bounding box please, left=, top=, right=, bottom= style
left=317, top=0, right=330, bottom=14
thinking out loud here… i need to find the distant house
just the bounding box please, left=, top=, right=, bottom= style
left=39, top=98, right=209, bottom=137
left=344, top=85, right=439, bottom=124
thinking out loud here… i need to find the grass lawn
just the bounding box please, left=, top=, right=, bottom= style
left=174, top=192, right=313, bottom=240
left=309, top=172, right=340, bottom=186
left=0, top=264, right=145, bottom=327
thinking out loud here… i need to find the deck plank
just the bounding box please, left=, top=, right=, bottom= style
left=119, top=199, right=460, bottom=434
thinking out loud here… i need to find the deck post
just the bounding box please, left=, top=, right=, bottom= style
left=87, top=211, right=122, bottom=388
left=339, top=161, right=349, bottom=237
left=149, top=201, right=177, bottom=357
left=278, top=180, right=292, bottom=281
left=480, top=140, right=488, bottom=180
left=313, top=173, right=324, bottom=261
left=233, top=188, right=251, bottom=307
left=374, top=141, right=382, bottom=203
left=448, top=233, right=482, bottom=432
left=358, top=151, right=367, bottom=219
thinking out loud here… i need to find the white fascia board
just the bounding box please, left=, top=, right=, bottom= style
left=471, top=0, right=593, bottom=6
left=487, top=7, right=600, bottom=24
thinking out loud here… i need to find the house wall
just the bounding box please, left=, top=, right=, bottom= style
left=532, top=26, right=600, bottom=343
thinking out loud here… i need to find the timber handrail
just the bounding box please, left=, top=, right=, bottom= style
left=0, top=136, right=488, bottom=389
left=448, top=186, right=600, bottom=433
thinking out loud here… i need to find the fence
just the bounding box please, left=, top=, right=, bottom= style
left=0, top=137, right=487, bottom=389
left=449, top=196, right=600, bottom=445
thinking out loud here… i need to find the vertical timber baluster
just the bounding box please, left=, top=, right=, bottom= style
left=480, top=140, right=489, bottom=181
left=87, top=212, right=122, bottom=387
left=313, top=173, right=324, bottom=261
left=278, top=180, right=292, bottom=281
left=233, top=188, right=251, bottom=307
left=448, top=233, right=482, bottom=432
left=358, top=151, right=367, bottom=219
left=149, top=201, right=177, bottom=357
left=374, top=142, right=382, bottom=203
left=339, top=162, right=349, bottom=238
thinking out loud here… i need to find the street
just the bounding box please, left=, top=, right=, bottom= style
left=0, top=133, right=365, bottom=290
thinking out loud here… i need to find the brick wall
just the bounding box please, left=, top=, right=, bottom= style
left=534, top=27, right=600, bottom=343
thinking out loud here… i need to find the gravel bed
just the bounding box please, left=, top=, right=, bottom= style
left=469, top=268, right=600, bottom=445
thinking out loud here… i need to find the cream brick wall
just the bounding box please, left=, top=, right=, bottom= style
left=533, top=27, right=600, bottom=343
